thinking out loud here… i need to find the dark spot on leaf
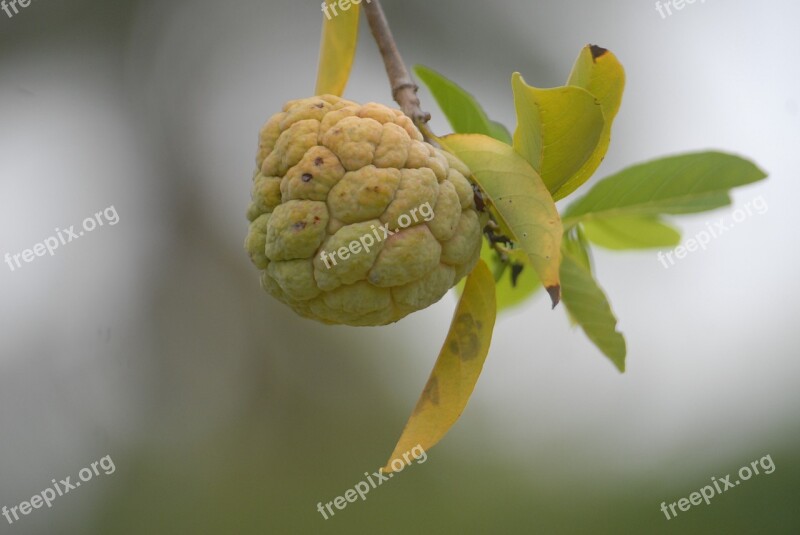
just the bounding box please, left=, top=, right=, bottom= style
left=451, top=312, right=480, bottom=361
left=314, top=157, right=324, bottom=166
left=589, top=44, right=608, bottom=61
left=414, top=377, right=439, bottom=415
left=302, top=173, right=313, bottom=182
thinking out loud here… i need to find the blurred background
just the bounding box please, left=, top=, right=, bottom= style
left=0, top=0, right=797, bottom=533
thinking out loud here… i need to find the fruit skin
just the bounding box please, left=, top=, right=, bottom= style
left=245, top=95, right=482, bottom=326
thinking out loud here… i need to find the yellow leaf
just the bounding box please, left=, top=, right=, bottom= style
left=383, top=259, right=496, bottom=472
left=567, top=45, right=625, bottom=127
left=315, top=1, right=360, bottom=97
left=442, top=133, right=562, bottom=303
left=554, top=45, right=626, bottom=200
left=511, top=73, right=605, bottom=201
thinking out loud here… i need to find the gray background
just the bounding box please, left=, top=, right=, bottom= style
left=0, top=0, right=797, bottom=533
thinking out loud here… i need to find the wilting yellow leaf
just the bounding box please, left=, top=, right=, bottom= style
left=315, top=0, right=360, bottom=96
left=555, top=45, right=626, bottom=200
left=567, top=45, right=625, bottom=125
left=442, top=133, right=562, bottom=304
left=511, top=73, right=605, bottom=201
left=383, top=260, right=496, bottom=472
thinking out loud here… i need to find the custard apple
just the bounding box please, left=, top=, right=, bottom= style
left=245, top=95, right=482, bottom=326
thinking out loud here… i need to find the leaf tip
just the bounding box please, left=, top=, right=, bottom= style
left=546, top=285, right=561, bottom=309
left=412, top=64, right=429, bottom=78
left=588, top=44, right=608, bottom=61
left=610, top=339, right=627, bottom=373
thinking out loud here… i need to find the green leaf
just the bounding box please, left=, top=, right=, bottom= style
left=414, top=65, right=511, bottom=143
left=582, top=216, right=681, bottom=250
left=488, top=121, right=513, bottom=145
left=556, top=45, right=626, bottom=200
left=560, top=248, right=626, bottom=372
left=384, top=259, right=496, bottom=472
left=563, top=151, right=768, bottom=225
left=563, top=226, right=593, bottom=273
left=511, top=72, right=605, bottom=201
left=561, top=228, right=592, bottom=327
left=315, top=0, right=360, bottom=96
left=441, top=133, right=563, bottom=304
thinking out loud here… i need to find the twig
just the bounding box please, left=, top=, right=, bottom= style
left=362, top=1, right=535, bottom=298
left=363, top=0, right=432, bottom=137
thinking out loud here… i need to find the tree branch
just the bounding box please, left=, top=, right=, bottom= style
left=363, top=0, right=432, bottom=137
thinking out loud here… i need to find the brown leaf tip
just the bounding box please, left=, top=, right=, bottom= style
left=589, top=44, right=608, bottom=62
left=546, top=285, right=561, bottom=309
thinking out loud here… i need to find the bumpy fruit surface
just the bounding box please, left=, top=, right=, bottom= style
left=245, top=95, right=482, bottom=326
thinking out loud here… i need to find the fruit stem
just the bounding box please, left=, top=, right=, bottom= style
left=363, top=0, right=432, bottom=140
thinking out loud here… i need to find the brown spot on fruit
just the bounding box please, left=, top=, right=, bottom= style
left=314, top=157, right=324, bottom=166
left=301, top=173, right=313, bottom=182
